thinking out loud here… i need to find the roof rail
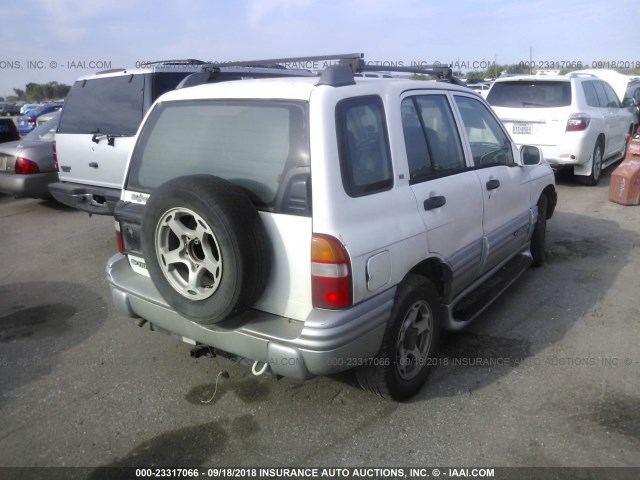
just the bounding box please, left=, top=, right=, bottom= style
left=318, top=62, right=462, bottom=87
left=140, top=59, right=207, bottom=66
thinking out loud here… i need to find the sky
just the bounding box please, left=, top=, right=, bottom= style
left=0, top=0, right=634, bottom=99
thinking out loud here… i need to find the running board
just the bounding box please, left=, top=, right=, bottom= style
left=443, top=253, right=533, bottom=331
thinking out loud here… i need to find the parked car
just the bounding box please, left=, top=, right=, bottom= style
left=466, top=82, right=491, bottom=98
left=19, top=103, right=41, bottom=115
left=36, top=110, right=61, bottom=126
left=0, top=118, right=20, bottom=144
left=625, top=80, right=640, bottom=132
left=0, top=103, right=21, bottom=116
left=106, top=55, right=557, bottom=401
left=16, top=103, right=63, bottom=136
left=486, top=73, right=634, bottom=185
left=49, top=60, right=315, bottom=216
left=0, top=116, right=59, bottom=198
left=571, top=69, right=640, bottom=132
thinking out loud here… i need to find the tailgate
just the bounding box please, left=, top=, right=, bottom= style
left=56, top=133, right=135, bottom=189
left=493, top=106, right=570, bottom=146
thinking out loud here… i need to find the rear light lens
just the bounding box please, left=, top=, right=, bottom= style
left=52, top=141, right=58, bottom=172
left=115, top=221, right=124, bottom=253
left=15, top=157, right=40, bottom=174
left=566, top=113, right=590, bottom=132
left=311, top=234, right=351, bottom=309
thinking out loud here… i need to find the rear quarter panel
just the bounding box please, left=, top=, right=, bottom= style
left=308, top=85, right=428, bottom=305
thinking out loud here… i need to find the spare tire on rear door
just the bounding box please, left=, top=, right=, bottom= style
left=141, top=175, right=271, bottom=324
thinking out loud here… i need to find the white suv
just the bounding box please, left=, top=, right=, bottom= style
left=106, top=55, right=557, bottom=400
left=50, top=60, right=314, bottom=215
left=486, top=73, right=634, bottom=185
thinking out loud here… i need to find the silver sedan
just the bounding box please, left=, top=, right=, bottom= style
left=0, top=114, right=59, bottom=199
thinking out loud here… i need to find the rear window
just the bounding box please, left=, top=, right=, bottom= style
left=58, top=75, right=144, bottom=135
left=127, top=100, right=310, bottom=210
left=487, top=81, right=571, bottom=108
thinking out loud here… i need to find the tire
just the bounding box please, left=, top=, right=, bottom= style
left=530, top=194, right=547, bottom=267
left=356, top=275, right=441, bottom=401
left=141, top=175, right=270, bottom=324
left=578, top=141, right=603, bottom=186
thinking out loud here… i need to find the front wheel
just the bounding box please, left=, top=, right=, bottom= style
left=530, top=194, right=548, bottom=267
left=356, top=275, right=441, bottom=401
left=578, top=142, right=603, bottom=186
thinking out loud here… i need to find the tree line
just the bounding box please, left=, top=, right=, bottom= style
left=0, top=81, right=71, bottom=103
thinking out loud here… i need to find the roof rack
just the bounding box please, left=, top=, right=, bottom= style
left=201, top=53, right=364, bottom=70
left=566, top=72, right=597, bottom=78
left=202, top=53, right=461, bottom=87
left=140, top=59, right=207, bottom=66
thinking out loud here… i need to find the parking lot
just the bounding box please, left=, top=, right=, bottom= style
left=0, top=168, right=639, bottom=472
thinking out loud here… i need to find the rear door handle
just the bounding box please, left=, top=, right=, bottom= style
left=424, top=195, right=446, bottom=210
left=486, top=179, right=500, bottom=190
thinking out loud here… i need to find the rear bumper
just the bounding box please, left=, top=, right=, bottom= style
left=48, top=181, right=120, bottom=215
left=106, top=253, right=393, bottom=380
left=0, top=171, right=58, bottom=198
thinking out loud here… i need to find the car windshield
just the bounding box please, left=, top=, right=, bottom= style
left=487, top=81, right=572, bottom=108
left=127, top=99, right=310, bottom=208
left=23, top=118, right=58, bottom=142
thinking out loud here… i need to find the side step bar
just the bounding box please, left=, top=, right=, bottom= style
left=443, top=252, right=533, bottom=331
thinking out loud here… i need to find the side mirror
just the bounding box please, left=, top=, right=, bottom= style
left=622, top=97, right=637, bottom=108
left=520, top=145, right=542, bottom=166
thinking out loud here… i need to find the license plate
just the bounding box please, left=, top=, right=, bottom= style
left=0, top=156, right=7, bottom=171
left=513, top=123, right=532, bottom=135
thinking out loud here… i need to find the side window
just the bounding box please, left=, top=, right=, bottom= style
left=58, top=75, right=144, bottom=135
left=592, top=81, right=609, bottom=108
left=454, top=95, right=515, bottom=167
left=401, top=95, right=465, bottom=181
left=151, top=72, right=194, bottom=102
left=583, top=81, right=599, bottom=107
left=336, top=96, right=393, bottom=196
left=602, top=82, right=621, bottom=108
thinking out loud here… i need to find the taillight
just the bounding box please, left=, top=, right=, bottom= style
left=566, top=113, right=590, bottom=132
left=115, top=221, right=124, bottom=253
left=27, top=117, right=36, bottom=126
left=52, top=141, right=58, bottom=172
left=311, top=234, right=351, bottom=309
left=15, top=157, right=40, bottom=174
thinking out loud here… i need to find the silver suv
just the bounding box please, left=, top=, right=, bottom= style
left=107, top=54, right=557, bottom=400
left=49, top=60, right=314, bottom=215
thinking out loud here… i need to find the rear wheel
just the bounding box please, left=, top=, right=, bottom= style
left=356, top=275, right=441, bottom=401
left=578, top=142, right=603, bottom=186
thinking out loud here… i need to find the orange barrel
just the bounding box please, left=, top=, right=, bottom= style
left=609, top=157, right=640, bottom=205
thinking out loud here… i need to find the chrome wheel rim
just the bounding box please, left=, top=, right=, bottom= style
left=155, top=207, right=222, bottom=300
left=593, top=145, right=602, bottom=181
left=395, top=299, right=434, bottom=380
